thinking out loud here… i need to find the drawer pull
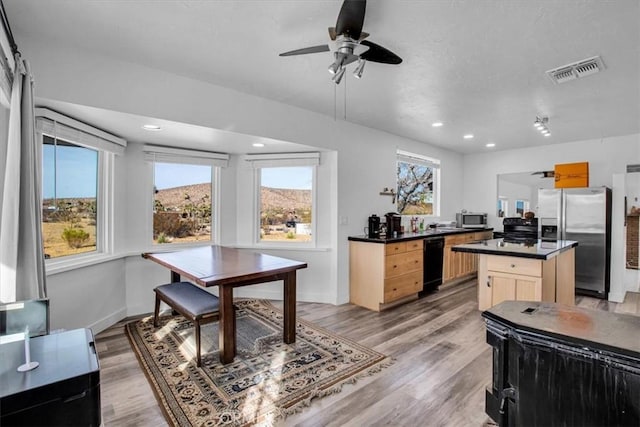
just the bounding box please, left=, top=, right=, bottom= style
left=510, top=264, right=516, bottom=268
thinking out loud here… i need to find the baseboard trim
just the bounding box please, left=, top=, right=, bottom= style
left=608, top=291, right=626, bottom=303
left=88, top=307, right=128, bottom=335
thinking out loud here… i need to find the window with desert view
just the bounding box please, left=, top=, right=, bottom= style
left=259, top=166, right=313, bottom=243
left=153, top=162, right=213, bottom=244
left=42, top=135, right=98, bottom=259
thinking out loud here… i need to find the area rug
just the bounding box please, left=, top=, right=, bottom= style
left=126, top=299, right=392, bottom=426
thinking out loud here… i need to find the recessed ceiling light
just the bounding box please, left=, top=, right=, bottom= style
left=486, top=143, right=496, bottom=148
left=463, top=134, right=474, bottom=139
left=142, top=124, right=162, bottom=131
left=252, top=143, right=265, bottom=147
left=432, top=122, right=443, bottom=127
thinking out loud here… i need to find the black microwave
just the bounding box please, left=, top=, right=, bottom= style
left=456, top=212, right=488, bottom=228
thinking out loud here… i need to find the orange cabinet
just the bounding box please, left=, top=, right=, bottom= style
left=555, top=162, right=589, bottom=188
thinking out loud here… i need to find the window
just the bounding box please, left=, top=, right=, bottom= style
left=516, top=199, right=530, bottom=217
left=497, top=198, right=508, bottom=218
left=42, top=136, right=98, bottom=258
left=396, top=150, right=440, bottom=215
left=37, top=108, right=125, bottom=262
left=153, top=162, right=213, bottom=244
left=144, top=145, right=228, bottom=245
left=246, top=153, right=319, bottom=245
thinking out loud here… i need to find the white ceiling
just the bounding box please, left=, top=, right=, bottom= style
left=4, top=0, right=640, bottom=154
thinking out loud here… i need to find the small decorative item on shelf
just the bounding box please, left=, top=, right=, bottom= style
left=379, top=187, right=396, bottom=203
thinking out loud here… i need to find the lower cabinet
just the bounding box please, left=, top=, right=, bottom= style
left=350, top=240, right=423, bottom=311
left=444, top=231, right=493, bottom=283
left=477, top=249, right=575, bottom=311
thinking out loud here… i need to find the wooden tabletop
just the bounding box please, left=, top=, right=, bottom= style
left=142, top=245, right=307, bottom=287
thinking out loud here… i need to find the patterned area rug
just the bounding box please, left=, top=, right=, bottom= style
left=126, top=299, right=391, bottom=426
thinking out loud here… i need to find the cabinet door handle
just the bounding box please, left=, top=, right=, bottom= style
left=487, top=277, right=491, bottom=287
left=393, top=265, right=398, bottom=269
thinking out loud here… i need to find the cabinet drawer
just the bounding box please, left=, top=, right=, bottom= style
left=445, top=233, right=474, bottom=245
left=385, top=242, right=407, bottom=255
left=385, top=250, right=423, bottom=278
left=487, top=256, right=541, bottom=277
left=474, top=231, right=493, bottom=241
left=405, top=240, right=423, bottom=252
left=384, top=271, right=423, bottom=302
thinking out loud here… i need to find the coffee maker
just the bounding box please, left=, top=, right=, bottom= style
left=385, top=212, right=401, bottom=236
left=367, top=214, right=381, bottom=238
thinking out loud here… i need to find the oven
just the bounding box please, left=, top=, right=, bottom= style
left=494, top=217, right=538, bottom=243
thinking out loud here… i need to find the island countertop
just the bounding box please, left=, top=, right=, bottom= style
left=451, top=238, right=577, bottom=260
left=348, top=227, right=492, bottom=243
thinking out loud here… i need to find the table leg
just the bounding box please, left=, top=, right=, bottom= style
left=283, top=271, right=297, bottom=343
left=171, top=271, right=180, bottom=283
left=219, top=286, right=236, bottom=364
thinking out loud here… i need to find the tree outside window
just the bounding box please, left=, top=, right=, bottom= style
left=396, top=152, right=439, bottom=215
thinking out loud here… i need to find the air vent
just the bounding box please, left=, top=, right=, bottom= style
left=546, top=56, right=605, bottom=84
left=627, top=164, right=640, bottom=173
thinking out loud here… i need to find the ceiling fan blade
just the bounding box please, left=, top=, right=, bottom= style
left=279, top=45, right=330, bottom=57
left=359, top=40, right=402, bottom=64
left=335, top=0, right=366, bottom=40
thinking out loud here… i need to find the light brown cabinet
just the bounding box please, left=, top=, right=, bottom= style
left=477, top=248, right=575, bottom=311
left=443, top=231, right=493, bottom=283
left=350, top=240, right=423, bottom=311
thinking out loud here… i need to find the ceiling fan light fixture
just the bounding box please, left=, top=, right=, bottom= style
left=534, top=116, right=551, bottom=136
left=353, top=59, right=366, bottom=79
left=332, top=67, right=346, bottom=84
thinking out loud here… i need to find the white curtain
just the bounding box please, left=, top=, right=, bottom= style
left=0, top=53, right=46, bottom=302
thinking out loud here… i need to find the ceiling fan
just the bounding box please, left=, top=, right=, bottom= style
left=279, top=0, right=402, bottom=84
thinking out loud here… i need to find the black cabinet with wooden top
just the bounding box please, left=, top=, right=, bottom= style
left=483, top=301, right=640, bottom=426
left=0, top=328, right=101, bottom=426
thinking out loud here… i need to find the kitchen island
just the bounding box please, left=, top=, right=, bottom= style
left=348, top=228, right=492, bottom=311
left=452, top=239, right=577, bottom=310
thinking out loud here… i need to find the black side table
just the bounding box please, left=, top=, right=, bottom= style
left=0, top=328, right=101, bottom=426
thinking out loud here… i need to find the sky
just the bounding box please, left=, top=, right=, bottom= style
left=261, top=167, right=312, bottom=190
left=43, top=144, right=98, bottom=199
left=43, top=150, right=312, bottom=199
left=154, top=163, right=212, bottom=190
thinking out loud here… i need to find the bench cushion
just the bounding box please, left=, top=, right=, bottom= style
left=154, top=282, right=219, bottom=319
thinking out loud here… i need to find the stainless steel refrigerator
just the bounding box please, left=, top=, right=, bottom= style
left=538, top=187, right=612, bottom=298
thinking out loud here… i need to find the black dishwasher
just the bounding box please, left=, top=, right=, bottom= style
left=422, top=237, right=444, bottom=293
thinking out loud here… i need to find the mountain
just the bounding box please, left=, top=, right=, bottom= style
left=155, top=183, right=311, bottom=210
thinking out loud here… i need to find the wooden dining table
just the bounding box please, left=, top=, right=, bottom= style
left=142, top=245, right=307, bottom=364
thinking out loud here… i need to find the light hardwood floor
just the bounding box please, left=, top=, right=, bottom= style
left=95, top=281, right=640, bottom=426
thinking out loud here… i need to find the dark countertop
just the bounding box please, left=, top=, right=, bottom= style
left=348, top=227, right=493, bottom=243
left=483, top=301, right=640, bottom=359
left=451, top=238, right=577, bottom=260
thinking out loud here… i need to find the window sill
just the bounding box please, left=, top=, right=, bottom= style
left=45, top=252, right=128, bottom=276
left=45, top=242, right=331, bottom=275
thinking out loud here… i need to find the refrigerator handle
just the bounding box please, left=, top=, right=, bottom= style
left=561, top=191, right=566, bottom=241
left=624, top=196, right=627, bottom=227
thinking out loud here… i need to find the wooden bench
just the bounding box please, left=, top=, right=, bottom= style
left=153, top=282, right=220, bottom=367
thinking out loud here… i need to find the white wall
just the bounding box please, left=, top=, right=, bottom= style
left=14, top=37, right=465, bottom=332
left=463, top=134, right=640, bottom=302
